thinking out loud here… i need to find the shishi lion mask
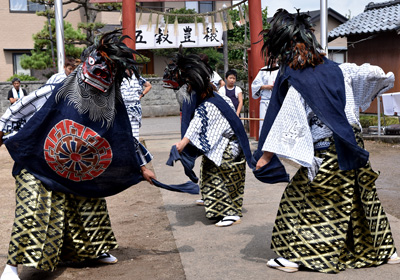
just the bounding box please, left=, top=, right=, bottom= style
left=162, top=61, right=184, bottom=90
left=79, top=30, right=139, bottom=93
left=82, top=49, right=116, bottom=92
left=162, top=50, right=213, bottom=97
left=56, top=30, right=140, bottom=128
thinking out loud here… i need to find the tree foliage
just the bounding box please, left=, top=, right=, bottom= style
left=32, top=0, right=121, bottom=44
left=165, top=8, right=204, bottom=24
left=21, top=0, right=120, bottom=73
left=21, top=19, right=85, bottom=71
left=226, top=5, right=270, bottom=79
left=7, top=74, right=38, bottom=82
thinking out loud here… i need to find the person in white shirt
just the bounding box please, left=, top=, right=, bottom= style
left=7, top=78, right=27, bottom=104
left=120, top=71, right=152, bottom=140
left=210, top=71, right=224, bottom=89
left=251, top=66, right=278, bottom=134
left=218, top=69, right=243, bottom=117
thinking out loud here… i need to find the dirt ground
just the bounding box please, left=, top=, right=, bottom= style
left=0, top=145, right=186, bottom=280
left=363, top=141, right=400, bottom=219
left=0, top=139, right=399, bottom=279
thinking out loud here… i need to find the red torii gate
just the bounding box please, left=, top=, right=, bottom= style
left=90, top=0, right=264, bottom=139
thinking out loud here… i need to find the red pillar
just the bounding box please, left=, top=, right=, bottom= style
left=247, top=0, right=264, bottom=140
left=122, top=0, right=136, bottom=50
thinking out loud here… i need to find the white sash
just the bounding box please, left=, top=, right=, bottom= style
left=12, top=88, right=24, bottom=99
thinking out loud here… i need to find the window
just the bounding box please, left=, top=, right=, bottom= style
left=328, top=50, right=346, bottom=64
left=138, top=2, right=163, bottom=12
left=185, top=1, right=214, bottom=13
left=13, top=53, right=31, bottom=76
left=185, top=2, right=199, bottom=12
left=10, top=0, right=45, bottom=12
left=199, top=1, right=213, bottom=13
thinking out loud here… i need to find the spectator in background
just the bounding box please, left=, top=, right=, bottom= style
left=46, top=57, right=81, bottom=85
left=120, top=70, right=152, bottom=140
left=7, top=78, right=27, bottom=104
left=211, top=71, right=225, bottom=90
left=218, top=69, right=243, bottom=117
left=251, top=65, right=278, bottom=134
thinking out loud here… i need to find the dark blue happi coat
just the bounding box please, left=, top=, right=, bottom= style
left=257, top=58, right=369, bottom=171
left=5, top=84, right=143, bottom=197
left=5, top=83, right=198, bottom=197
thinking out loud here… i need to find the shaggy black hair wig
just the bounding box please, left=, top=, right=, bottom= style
left=260, top=9, right=325, bottom=70
left=80, top=29, right=141, bottom=86
left=170, top=49, right=214, bottom=99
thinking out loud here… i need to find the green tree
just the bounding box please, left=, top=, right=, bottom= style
left=226, top=5, right=270, bottom=80
left=226, top=7, right=249, bottom=78
left=165, top=7, right=203, bottom=24
left=20, top=19, right=86, bottom=73
left=262, top=6, right=271, bottom=29
left=21, top=1, right=121, bottom=76
left=7, top=74, right=38, bottom=82
left=33, top=0, right=121, bottom=44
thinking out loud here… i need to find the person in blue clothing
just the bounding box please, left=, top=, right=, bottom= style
left=163, top=53, right=246, bottom=227
left=218, top=70, right=243, bottom=117
left=256, top=8, right=399, bottom=274
left=0, top=30, right=156, bottom=280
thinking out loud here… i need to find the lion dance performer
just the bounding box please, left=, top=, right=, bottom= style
left=0, top=31, right=157, bottom=280
left=163, top=52, right=248, bottom=227
left=255, top=9, right=399, bottom=273
left=163, top=48, right=291, bottom=227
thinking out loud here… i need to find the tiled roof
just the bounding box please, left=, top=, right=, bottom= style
left=328, top=0, right=400, bottom=40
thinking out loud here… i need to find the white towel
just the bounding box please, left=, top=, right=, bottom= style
left=382, top=94, right=395, bottom=116
left=12, top=88, right=24, bottom=99
left=382, top=92, right=400, bottom=116
left=391, top=92, right=400, bottom=115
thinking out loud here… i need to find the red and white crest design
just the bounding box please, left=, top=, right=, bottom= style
left=44, top=120, right=113, bottom=181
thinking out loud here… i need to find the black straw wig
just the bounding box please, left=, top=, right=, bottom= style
left=80, top=29, right=141, bottom=86
left=170, top=50, right=214, bottom=98
left=261, top=9, right=325, bottom=70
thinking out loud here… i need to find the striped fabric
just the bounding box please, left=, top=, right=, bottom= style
left=184, top=97, right=240, bottom=166
left=0, top=85, right=53, bottom=138
left=125, top=101, right=142, bottom=139
left=46, top=72, right=67, bottom=85
left=120, top=76, right=147, bottom=139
